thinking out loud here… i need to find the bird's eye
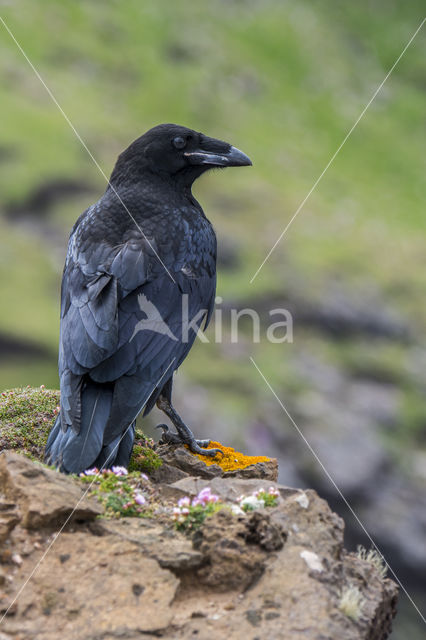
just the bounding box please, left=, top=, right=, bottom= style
left=173, top=136, right=186, bottom=150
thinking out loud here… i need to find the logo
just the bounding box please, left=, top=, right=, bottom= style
left=130, top=294, right=179, bottom=342
left=129, top=293, right=293, bottom=344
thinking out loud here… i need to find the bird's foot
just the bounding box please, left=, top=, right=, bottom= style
left=156, top=424, right=223, bottom=457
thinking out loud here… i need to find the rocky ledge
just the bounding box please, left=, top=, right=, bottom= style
left=0, top=450, right=398, bottom=640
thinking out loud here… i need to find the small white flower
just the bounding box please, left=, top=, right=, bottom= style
left=241, top=495, right=265, bottom=511
left=230, top=505, right=245, bottom=516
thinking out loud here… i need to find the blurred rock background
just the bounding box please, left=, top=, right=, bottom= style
left=0, top=1, right=425, bottom=637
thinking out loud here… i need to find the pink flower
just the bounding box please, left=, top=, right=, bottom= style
left=111, top=466, right=128, bottom=476
left=134, top=493, right=146, bottom=506
left=192, top=487, right=219, bottom=506
left=178, top=496, right=191, bottom=508
left=81, top=467, right=99, bottom=477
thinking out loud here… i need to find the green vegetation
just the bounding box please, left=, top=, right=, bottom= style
left=173, top=487, right=223, bottom=533
left=79, top=468, right=151, bottom=518
left=0, top=386, right=58, bottom=459
left=128, top=430, right=163, bottom=473
left=0, top=387, right=162, bottom=473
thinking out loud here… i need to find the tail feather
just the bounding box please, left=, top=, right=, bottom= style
left=94, top=421, right=135, bottom=470
left=44, top=381, right=114, bottom=474
left=44, top=414, right=63, bottom=464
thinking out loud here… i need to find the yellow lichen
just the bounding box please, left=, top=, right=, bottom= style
left=190, top=441, right=270, bottom=472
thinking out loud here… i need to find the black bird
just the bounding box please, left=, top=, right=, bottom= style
left=45, top=124, right=251, bottom=474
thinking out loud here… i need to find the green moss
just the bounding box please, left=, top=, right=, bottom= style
left=128, top=429, right=162, bottom=473
left=0, top=386, right=59, bottom=459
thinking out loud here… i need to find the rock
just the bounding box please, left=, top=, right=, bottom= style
left=156, top=445, right=223, bottom=479
left=99, top=517, right=204, bottom=572
left=148, top=461, right=189, bottom=484
left=192, top=509, right=269, bottom=591
left=0, top=500, right=20, bottom=543
left=343, top=553, right=398, bottom=640
left=2, top=533, right=178, bottom=638
left=162, top=475, right=300, bottom=503
left=0, top=451, right=102, bottom=528
left=0, top=452, right=398, bottom=640
left=156, top=444, right=278, bottom=481
left=223, top=460, right=278, bottom=481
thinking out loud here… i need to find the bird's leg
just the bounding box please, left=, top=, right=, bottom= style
left=156, top=395, right=223, bottom=457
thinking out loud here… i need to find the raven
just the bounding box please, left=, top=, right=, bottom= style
left=45, top=124, right=251, bottom=474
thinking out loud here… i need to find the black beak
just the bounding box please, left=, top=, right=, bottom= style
left=184, top=145, right=252, bottom=167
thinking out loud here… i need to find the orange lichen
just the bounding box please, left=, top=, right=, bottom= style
left=190, top=441, right=270, bottom=472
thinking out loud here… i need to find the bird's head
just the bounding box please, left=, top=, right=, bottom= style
left=110, top=124, right=252, bottom=189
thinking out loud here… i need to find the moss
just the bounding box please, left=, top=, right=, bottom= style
left=0, top=386, right=59, bottom=460
left=128, top=430, right=162, bottom=473
left=191, top=440, right=270, bottom=472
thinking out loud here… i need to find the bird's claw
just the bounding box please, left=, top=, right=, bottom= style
left=155, top=424, right=224, bottom=458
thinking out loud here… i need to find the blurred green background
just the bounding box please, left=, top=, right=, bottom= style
left=0, top=1, right=425, bottom=637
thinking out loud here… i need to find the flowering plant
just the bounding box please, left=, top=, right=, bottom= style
left=79, top=467, right=149, bottom=517
left=173, top=487, right=221, bottom=532
left=237, top=486, right=280, bottom=512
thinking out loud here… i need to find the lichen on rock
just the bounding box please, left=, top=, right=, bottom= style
left=192, top=440, right=271, bottom=472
